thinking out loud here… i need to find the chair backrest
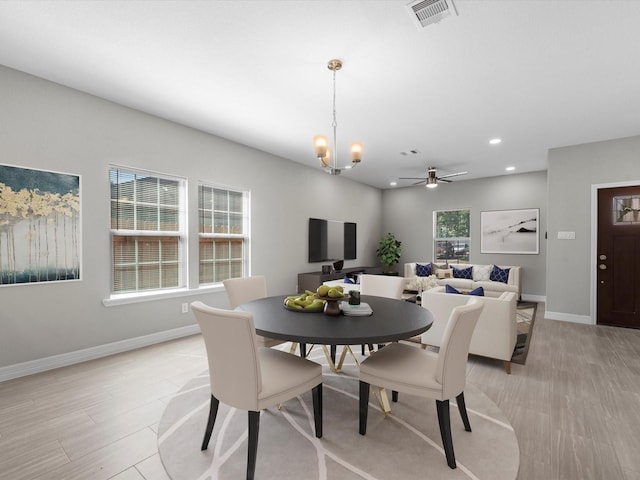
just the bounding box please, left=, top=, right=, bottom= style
left=191, top=301, right=262, bottom=411
left=435, top=298, right=484, bottom=398
left=223, top=275, right=268, bottom=308
left=359, top=274, right=405, bottom=299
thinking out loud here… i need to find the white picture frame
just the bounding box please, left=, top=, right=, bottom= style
left=480, top=208, right=539, bottom=254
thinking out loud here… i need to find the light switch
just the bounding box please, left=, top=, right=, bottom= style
left=557, top=231, right=576, bottom=240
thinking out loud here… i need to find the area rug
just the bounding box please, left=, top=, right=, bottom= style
left=511, top=302, right=538, bottom=365
left=158, top=347, right=519, bottom=480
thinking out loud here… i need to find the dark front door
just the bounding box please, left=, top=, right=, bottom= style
left=597, top=186, right=640, bottom=327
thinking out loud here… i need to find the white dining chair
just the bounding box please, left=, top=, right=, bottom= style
left=359, top=274, right=406, bottom=300
left=223, top=275, right=287, bottom=349
left=191, top=301, right=323, bottom=480
left=358, top=274, right=407, bottom=354
left=358, top=298, right=484, bottom=469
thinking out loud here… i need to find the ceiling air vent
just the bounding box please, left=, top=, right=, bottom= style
left=406, top=0, right=457, bottom=28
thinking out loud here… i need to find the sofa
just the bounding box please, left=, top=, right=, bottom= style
left=404, top=262, right=521, bottom=298
left=419, top=286, right=518, bottom=373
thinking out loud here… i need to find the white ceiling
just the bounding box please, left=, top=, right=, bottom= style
left=1, top=0, right=639, bottom=189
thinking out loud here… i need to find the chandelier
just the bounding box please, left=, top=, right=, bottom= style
left=313, top=59, right=362, bottom=175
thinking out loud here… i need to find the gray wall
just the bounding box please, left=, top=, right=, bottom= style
left=4, top=61, right=639, bottom=374
left=0, top=66, right=382, bottom=371
left=546, top=135, right=640, bottom=322
left=381, top=171, right=548, bottom=299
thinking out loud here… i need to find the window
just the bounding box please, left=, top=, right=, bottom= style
left=434, top=209, right=470, bottom=263
left=198, top=184, right=249, bottom=285
left=110, top=167, right=186, bottom=294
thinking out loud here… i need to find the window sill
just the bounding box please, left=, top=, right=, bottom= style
left=102, top=285, right=225, bottom=307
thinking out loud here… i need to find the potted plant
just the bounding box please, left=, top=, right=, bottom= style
left=377, top=232, right=402, bottom=275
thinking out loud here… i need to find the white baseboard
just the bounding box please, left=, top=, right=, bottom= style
left=545, top=310, right=594, bottom=325
left=0, top=324, right=201, bottom=383
left=521, top=294, right=546, bottom=303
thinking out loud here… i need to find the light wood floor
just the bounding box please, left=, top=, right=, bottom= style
left=1, top=304, right=639, bottom=480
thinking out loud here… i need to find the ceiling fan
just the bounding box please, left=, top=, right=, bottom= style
left=400, top=167, right=468, bottom=188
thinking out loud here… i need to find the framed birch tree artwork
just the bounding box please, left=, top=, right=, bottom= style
left=480, top=208, right=539, bottom=254
left=0, top=164, right=81, bottom=285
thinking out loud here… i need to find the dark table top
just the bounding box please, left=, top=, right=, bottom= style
left=236, top=295, right=433, bottom=345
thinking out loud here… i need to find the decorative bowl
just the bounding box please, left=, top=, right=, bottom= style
left=283, top=296, right=326, bottom=313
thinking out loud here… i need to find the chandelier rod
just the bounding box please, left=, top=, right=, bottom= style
left=331, top=65, right=338, bottom=169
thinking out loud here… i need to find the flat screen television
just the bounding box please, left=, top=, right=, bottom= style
left=308, top=218, right=356, bottom=263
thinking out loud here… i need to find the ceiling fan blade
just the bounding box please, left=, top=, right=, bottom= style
left=412, top=180, right=426, bottom=186
left=399, top=177, right=428, bottom=180
left=438, top=171, right=468, bottom=179
left=438, top=178, right=453, bottom=183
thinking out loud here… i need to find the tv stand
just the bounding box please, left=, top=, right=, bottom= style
left=297, top=266, right=383, bottom=293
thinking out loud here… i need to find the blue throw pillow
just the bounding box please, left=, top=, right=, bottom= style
left=490, top=265, right=511, bottom=283
left=468, top=286, right=485, bottom=296
left=416, top=263, right=432, bottom=277
left=445, top=284, right=462, bottom=294
left=452, top=265, right=473, bottom=280
left=344, top=276, right=355, bottom=284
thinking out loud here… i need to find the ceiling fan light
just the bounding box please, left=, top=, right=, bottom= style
left=426, top=177, right=438, bottom=188
left=313, top=135, right=328, bottom=158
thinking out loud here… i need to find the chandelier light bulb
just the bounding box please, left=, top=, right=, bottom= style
left=350, top=142, right=363, bottom=163
left=313, top=135, right=328, bottom=159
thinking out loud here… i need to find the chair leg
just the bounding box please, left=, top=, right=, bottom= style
left=359, top=381, right=370, bottom=435
left=201, top=394, right=220, bottom=450
left=392, top=390, right=398, bottom=402
left=504, top=360, right=511, bottom=374
left=436, top=399, right=456, bottom=469
left=247, top=411, right=260, bottom=480
left=456, top=392, right=472, bottom=432
left=361, top=344, right=365, bottom=355
left=312, top=383, right=323, bottom=438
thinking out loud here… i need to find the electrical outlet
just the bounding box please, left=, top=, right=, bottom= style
left=181, top=303, right=189, bottom=314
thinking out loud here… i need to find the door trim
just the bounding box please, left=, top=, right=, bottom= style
left=590, top=180, right=640, bottom=326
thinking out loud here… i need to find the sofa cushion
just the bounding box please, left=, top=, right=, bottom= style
left=490, top=265, right=511, bottom=283
left=452, top=265, right=473, bottom=280
left=416, top=263, right=432, bottom=277
left=436, top=278, right=473, bottom=290
left=468, top=286, right=485, bottom=296
left=445, top=284, right=461, bottom=294
left=474, top=280, right=518, bottom=294
left=472, top=264, right=492, bottom=281
left=445, top=284, right=484, bottom=296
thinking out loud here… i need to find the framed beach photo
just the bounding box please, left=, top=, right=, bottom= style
left=480, top=208, right=539, bottom=254
left=0, top=164, right=81, bottom=285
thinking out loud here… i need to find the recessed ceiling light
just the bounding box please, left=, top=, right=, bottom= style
left=389, top=181, right=397, bottom=186
left=489, top=138, right=502, bottom=145
left=506, top=166, right=515, bottom=171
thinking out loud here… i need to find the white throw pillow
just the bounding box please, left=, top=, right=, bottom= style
left=473, top=264, right=493, bottom=281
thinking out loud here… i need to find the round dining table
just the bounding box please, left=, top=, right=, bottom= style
left=236, top=294, right=433, bottom=359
